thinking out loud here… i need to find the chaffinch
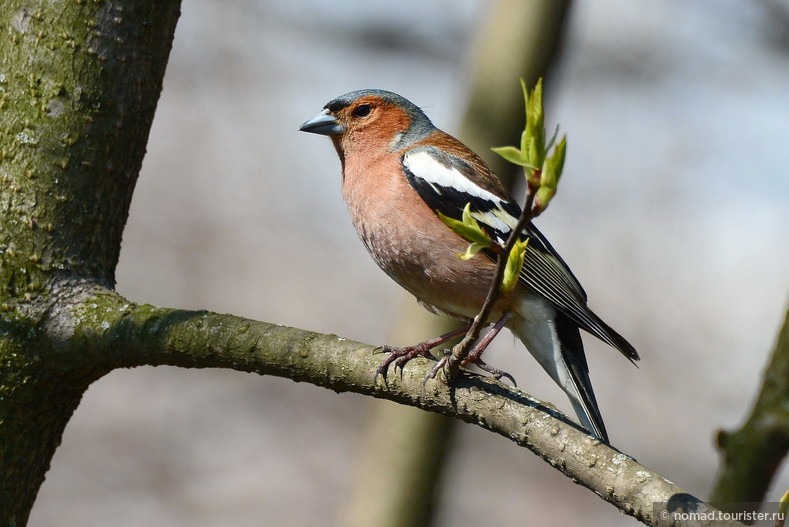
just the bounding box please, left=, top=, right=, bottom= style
left=300, top=89, right=638, bottom=442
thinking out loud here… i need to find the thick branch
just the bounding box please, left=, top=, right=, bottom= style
left=69, top=288, right=743, bottom=527
left=0, top=3, right=181, bottom=523
left=710, top=305, right=789, bottom=503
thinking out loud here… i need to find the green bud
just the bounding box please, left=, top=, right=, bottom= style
left=534, top=185, right=555, bottom=215
left=492, top=78, right=568, bottom=217
left=501, top=237, right=529, bottom=293
left=526, top=78, right=545, bottom=164
left=544, top=135, right=566, bottom=186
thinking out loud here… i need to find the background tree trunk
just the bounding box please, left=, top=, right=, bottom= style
left=710, top=307, right=789, bottom=503
left=0, top=1, right=181, bottom=523
left=340, top=1, right=573, bottom=525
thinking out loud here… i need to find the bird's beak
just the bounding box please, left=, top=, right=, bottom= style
left=299, top=109, right=344, bottom=135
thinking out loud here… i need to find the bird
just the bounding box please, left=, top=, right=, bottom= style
left=299, top=89, right=638, bottom=442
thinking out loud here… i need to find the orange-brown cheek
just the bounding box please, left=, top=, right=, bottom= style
left=342, top=106, right=414, bottom=155
left=370, top=107, right=412, bottom=146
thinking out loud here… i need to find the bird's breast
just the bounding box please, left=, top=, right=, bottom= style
left=340, top=154, right=514, bottom=321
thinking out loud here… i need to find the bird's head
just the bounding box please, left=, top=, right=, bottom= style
left=299, top=89, right=436, bottom=157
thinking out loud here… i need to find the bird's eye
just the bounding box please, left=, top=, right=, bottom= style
left=353, top=104, right=371, bottom=117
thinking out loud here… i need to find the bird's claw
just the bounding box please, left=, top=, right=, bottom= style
left=374, top=343, right=436, bottom=385
left=423, top=355, right=449, bottom=387
left=375, top=343, right=516, bottom=388
left=420, top=354, right=517, bottom=387
left=472, top=359, right=517, bottom=386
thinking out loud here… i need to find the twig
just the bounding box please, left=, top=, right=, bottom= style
left=444, top=172, right=539, bottom=380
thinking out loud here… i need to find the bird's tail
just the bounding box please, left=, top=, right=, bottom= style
left=510, top=304, right=608, bottom=443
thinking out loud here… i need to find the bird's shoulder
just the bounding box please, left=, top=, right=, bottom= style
left=403, top=131, right=511, bottom=201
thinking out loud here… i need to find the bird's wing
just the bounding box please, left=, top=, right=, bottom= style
left=402, top=145, right=638, bottom=361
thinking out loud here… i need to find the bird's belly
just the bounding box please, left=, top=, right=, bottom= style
left=355, top=209, right=509, bottom=320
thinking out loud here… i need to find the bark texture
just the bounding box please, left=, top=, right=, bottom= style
left=711, top=307, right=789, bottom=504
left=0, top=2, right=181, bottom=523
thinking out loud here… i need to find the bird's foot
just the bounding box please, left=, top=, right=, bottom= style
left=422, top=312, right=517, bottom=385
left=374, top=342, right=437, bottom=384
left=466, top=358, right=517, bottom=386
left=424, top=354, right=450, bottom=384
left=421, top=354, right=517, bottom=386
left=373, top=325, right=472, bottom=385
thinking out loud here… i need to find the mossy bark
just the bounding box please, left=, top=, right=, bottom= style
left=711, top=307, right=789, bottom=504
left=0, top=2, right=181, bottom=523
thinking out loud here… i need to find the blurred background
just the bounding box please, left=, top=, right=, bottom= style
left=30, top=0, right=788, bottom=525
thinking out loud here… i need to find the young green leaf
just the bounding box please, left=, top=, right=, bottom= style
left=519, top=78, right=529, bottom=122
left=490, top=146, right=529, bottom=167
left=527, top=136, right=540, bottom=169
left=501, top=237, right=529, bottom=293
left=526, top=78, right=545, bottom=164
left=458, top=242, right=490, bottom=261
left=437, top=203, right=492, bottom=259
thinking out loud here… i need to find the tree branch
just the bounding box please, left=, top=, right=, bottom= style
left=710, top=305, right=789, bottom=503
left=69, top=287, right=744, bottom=527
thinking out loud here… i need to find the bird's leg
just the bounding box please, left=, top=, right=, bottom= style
left=462, top=311, right=510, bottom=365
left=463, top=311, right=517, bottom=385
left=462, top=311, right=510, bottom=363
left=425, top=311, right=516, bottom=385
left=374, top=323, right=471, bottom=383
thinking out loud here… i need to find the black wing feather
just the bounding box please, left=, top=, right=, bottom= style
left=401, top=147, right=639, bottom=362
